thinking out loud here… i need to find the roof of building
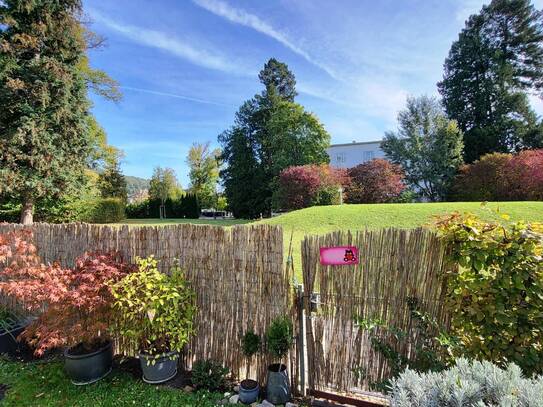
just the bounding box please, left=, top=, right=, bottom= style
left=328, top=140, right=382, bottom=148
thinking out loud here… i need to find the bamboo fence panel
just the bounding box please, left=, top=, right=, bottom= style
left=301, top=228, right=449, bottom=395
left=0, top=222, right=291, bottom=383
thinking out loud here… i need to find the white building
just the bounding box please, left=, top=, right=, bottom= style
left=327, top=140, right=385, bottom=169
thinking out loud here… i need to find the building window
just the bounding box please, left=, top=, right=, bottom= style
left=336, top=153, right=346, bottom=164
left=363, top=151, right=374, bottom=162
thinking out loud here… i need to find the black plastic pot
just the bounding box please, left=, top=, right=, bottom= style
left=0, top=324, right=26, bottom=356
left=139, top=350, right=179, bottom=384
left=266, top=363, right=291, bottom=404
left=239, top=379, right=260, bottom=404
left=64, top=341, right=113, bottom=385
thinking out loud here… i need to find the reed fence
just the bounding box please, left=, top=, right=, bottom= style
left=301, top=228, right=449, bottom=395
left=0, top=222, right=292, bottom=383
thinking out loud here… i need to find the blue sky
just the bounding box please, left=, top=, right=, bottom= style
left=84, top=0, right=543, bottom=185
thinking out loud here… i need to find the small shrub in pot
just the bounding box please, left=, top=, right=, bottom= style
left=0, top=230, right=133, bottom=384
left=239, top=331, right=261, bottom=403
left=191, top=359, right=229, bottom=391
left=109, top=256, right=196, bottom=384
left=265, top=315, right=293, bottom=404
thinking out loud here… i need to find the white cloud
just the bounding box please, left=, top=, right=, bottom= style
left=89, top=9, right=251, bottom=75
left=191, top=0, right=341, bottom=81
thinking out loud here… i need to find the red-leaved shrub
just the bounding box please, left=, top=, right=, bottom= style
left=450, top=153, right=512, bottom=201
left=506, top=149, right=543, bottom=200
left=0, top=230, right=135, bottom=355
left=277, top=164, right=350, bottom=210
left=344, top=159, right=406, bottom=203
left=451, top=149, right=543, bottom=201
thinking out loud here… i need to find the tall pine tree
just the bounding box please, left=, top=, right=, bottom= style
left=438, top=0, right=543, bottom=162
left=0, top=0, right=91, bottom=223
left=219, top=59, right=330, bottom=218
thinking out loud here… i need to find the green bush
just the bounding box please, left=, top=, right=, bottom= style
left=389, top=358, right=543, bottom=406
left=0, top=208, right=20, bottom=223
left=242, top=331, right=261, bottom=358
left=436, top=212, right=543, bottom=375
left=85, top=198, right=125, bottom=223
left=313, top=185, right=341, bottom=206
left=109, top=256, right=196, bottom=358
left=191, top=359, right=229, bottom=391
left=266, top=315, right=293, bottom=361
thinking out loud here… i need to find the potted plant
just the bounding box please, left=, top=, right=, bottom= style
left=0, top=306, right=28, bottom=356
left=265, top=315, right=293, bottom=404
left=0, top=229, right=132, bottom=385
left=239, top=331, right=261, bottom=404
left=109, top=256, right=196, bottom=384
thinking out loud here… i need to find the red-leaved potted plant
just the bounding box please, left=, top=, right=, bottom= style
left=0, top=230, right=135, bottom=385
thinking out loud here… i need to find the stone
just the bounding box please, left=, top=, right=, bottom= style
left=260, top=401, right=275, bottom=407
left=218, top=399, right=229, bottom=406
left=285, top=403, right=298, bottom=407
left=229, top=394, right=239, bottom=404
left=233, top=385, right=240, bottom=393
left=182, top=385, right=194, bottom=393
left=224, top=392, right=232, bottom=398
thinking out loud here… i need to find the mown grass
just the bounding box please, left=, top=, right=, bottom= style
left=0, top=358, right=222, bottom=407
left=119, top=202, right=543, bottom=278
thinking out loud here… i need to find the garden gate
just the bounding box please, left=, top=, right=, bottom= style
left=300, top=228, right=450, bottom=400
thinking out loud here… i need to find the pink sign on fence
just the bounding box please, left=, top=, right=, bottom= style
left=319, top=246, right=359, bottom=266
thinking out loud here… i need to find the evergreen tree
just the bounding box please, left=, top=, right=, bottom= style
left=0, top=0, right=91, bottom=224
left=382, top=96, right=464, bottom=201
left=438, top=0, right=543, bottom=162
left=219, top=59, right=330, bottom=218
left=98, top=160, right=127, bottom=203
left=258, top=57, right=297, bottom=101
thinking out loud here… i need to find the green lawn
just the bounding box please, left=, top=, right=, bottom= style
left=119, top=202, right=543, bottom=279
left=0, top=359, right=222, bottom=407
left=259, top=202, right=543, bottom=277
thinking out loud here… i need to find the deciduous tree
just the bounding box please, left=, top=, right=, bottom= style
left=149, top=167, right=182, bottom=218
left=382, top=96, right=464, bottom=201
left=186, top=142, right=220, bottom=209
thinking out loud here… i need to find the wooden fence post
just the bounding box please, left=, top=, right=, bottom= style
left=296, top=283, right=306, bottom=396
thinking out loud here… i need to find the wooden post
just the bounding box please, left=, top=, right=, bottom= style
left=297, top=284, right=306, bottom=396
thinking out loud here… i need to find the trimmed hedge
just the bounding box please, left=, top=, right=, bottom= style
left=0, top=208, right=20, bottom=223
left=126, top=194, right=200, bottom=219
left=85, top=198, right=125, bottom=223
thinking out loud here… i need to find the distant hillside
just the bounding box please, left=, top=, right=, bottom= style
left=125, top=175, right=149, bottom=199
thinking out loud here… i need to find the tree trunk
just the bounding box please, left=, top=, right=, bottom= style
left=20, top=198, right=34, bottom=225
